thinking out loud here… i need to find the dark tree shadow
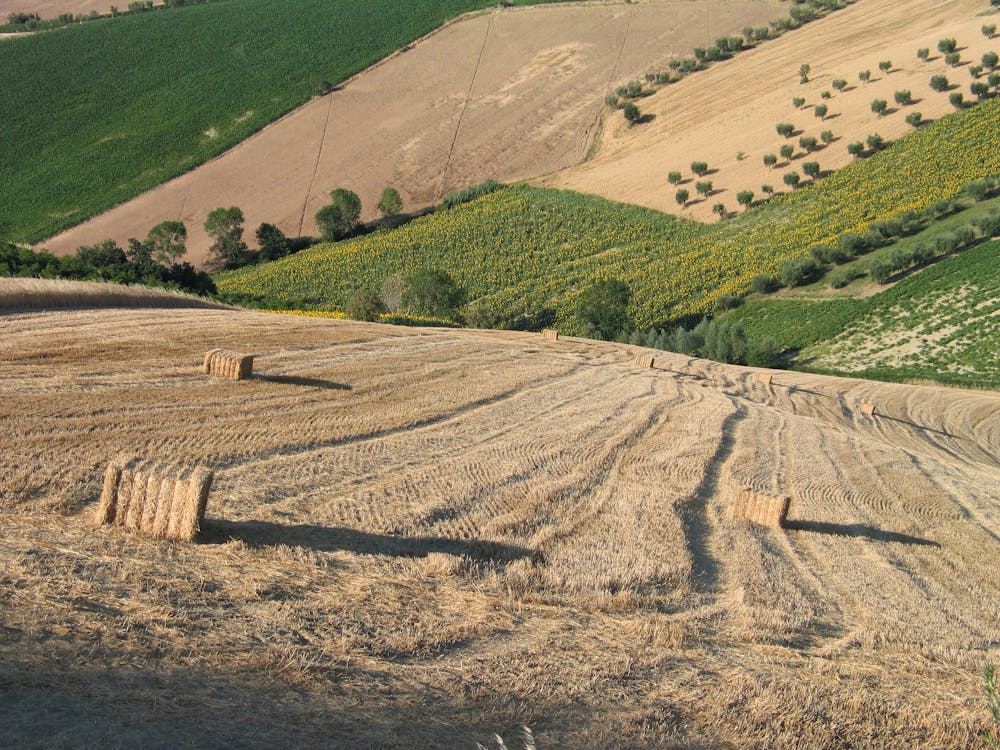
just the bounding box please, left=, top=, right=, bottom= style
left=790, top=128, right=804, bottom=138
left=784, top=520, right=940, bottom=547
left=252, top=374, right=351, bottom=391
left=822, top=112, right=841, bottom=120
left=202, top=519, right=539, bottom=563
left=635, top=112, right=656, bottom=124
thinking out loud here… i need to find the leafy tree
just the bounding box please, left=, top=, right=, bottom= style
left=814, top=104, right=828, bottom=119
left=984, top=24, right=997, bottom=39
left=970, top=64, right=984, bottom=79
left=345, top=290, right=385, bottom=321
left=905, top=111, right=923, bottom=128
left=763, top=153, right=778, bottom=169
left=984, top=51, right=999, bottom=69
left=798, top=63, right=810, bottom=83
left=712, top=202, right=727, bottom=219
left=945, top=51, right=961, bottom=67
left=750, top=273, right=779, bottom=293
left=832, top=78, right=847, bottom=91
left=315, top=204, right=346, bottom=242
left=878, top=60, right=892, bottom=74
left=695, top=180, right=713, bottom=197
left=761, top=184, right=774, bottom=196
left=894, top=89, right=913, bottom=105
left=76, top=239, right=129, bottom=272
left=792, top=96, right=806, bottom=108
left=971, top=81, right=990, bottom=100
left=675, top=188, right=689, bottom=207
left=776, top=122, right=794, bottom=138
left=930, top=74, right=950, bottom=92
left=402, top=268, right=465, bottom=318
left=803, top=161, right=820, bottom=179
left=799, top=135, right=818, bottom=151
left=820, top=90, right=831, bottom=100
left=916, top=47, right=930, bottom=62
left=691, top=161, right=709, bottom=176
left=574, top=278, right=631, bottom=340
left=783, top=171, right=801, bottom=189
left=859, top=69, right=871, bottom=84
left=667, top=171, right=683, bottom=185
left=377, top=187, right=403, bottom=217
left=990, top=72, right=1000, bottom=90
left=780, top=143, right=795, bottom=160
left=847, top=141, right=864, bottom=158
left=937, top=37, right=957, bottom=54
left=820, top=129, right=834, bottom=144
left=949, top=91, right=965, bottom=108
left=737, top=190, right=755, bottom=209
left=778, top=255, right=822, bottom=286
left=871, top=98, right=888, bottom=116
left=866, top=132, right=885, bottom=151
left=329, top=188, right=361, bottom=234
left=255, top=223, right=292, bottom=262
left=623, top=101, right=642, bottom=124
left=205, top=206, right=248, bottom=268
left=145, top=220, right=186, bottom=265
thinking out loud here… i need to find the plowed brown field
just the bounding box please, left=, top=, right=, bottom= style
left=39, top=0, right=786, bottom=265
left=2, top=300, right=998, bottom=747
left=545, top=0, right=996, bottom=221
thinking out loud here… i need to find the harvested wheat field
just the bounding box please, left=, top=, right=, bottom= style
left=2, top=302, right=999, bottom=748
left=39, top=0, right=787, bottom=265
left=545, top=0, right=997, bottom=222
left=0, top=0, right=112, bottom=18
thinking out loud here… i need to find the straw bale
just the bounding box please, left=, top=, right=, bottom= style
left=542, top=329, right=560, bottom=341
left=634, top=354, right=655, bottom=368
left=205, top=349, right=254, bottom=380
left=731, top=490, right=790, bottom=529
left=756, top=373, right=773, bottom=386
left=860, top=403, right=876, bottom=416
left=93, top=459, right=214, bottom=541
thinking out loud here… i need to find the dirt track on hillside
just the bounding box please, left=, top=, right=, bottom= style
left=38, top=1, right=785, bottom=265
left=545, top=0, right=996, bottom=221
left=2, top=304, right=998, bottom=747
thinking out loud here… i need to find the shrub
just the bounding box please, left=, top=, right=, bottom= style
left=793, top=96, right=806, bottom=108
left=712, top=202, right=727, bottom=219
left=828, top=267, right=864, bottom=288
left=937, top=38, right=957, bottom=54
left=799, top=63, right=811, bottom=83
left=894, top=89, right=913, bottom=105
left=983, top=24, right=997, bottom=39
left=866, top=132, right=885, bottom=151
left=820, top=90, right=831, bottom=99
left=814, top=103, right=828, bottom=119
left=868, top=257, right=893, bottom=283
left=972, top=81, right=990, bottom=100
left=799, top=135, right=818, bottom=151
left=761, top=184, right=774, bottom=195
left=783, top=171, right=801, bottom=189
left=667, top=170, right=683, bottom=185
left=439, top=178, right=503, bottom=210
left=691, top=160, right=709, bottom=176
left=750, top=273, right=780, bottom=293
left=623, top=102, right=642, bottom=124
left=847, top=141, right=865, bottom=158
left=916, top=47, right=930, bottom=62
left=780, top=143, right=795, bottom=160
left=879, top=60, right=892, bottom=74
left=832, top=78, right=847, bottom=91
left=810, top=243, right=849, bottom=264
left=839, top=232, right=868, bottom=256
left=820, top=129, right=834, bottom=144
left=945, top=51, right=961, bottom=67
left=763, top=153, right=778, bottom=168
left=803, top=161, right=821, bottom=179
left=377, top=186, right=403, bottom=217
left=990, top=73, right=1000, bottom=90
left=949, top=91, right=965, bottom=108
left=695, top=180, right=713, bottom=196
left=871, top=98, right=888, bottom=116
left=746, top=336, right=781, bottom=368
left=859, top=69, right=871, bottom=84
left=776, top=122, right=795, bottom=138
left=905, top=111, right=922, bottom=127
left=675, top=188, right=689, bottom=207
left=970, top=64, right=985, bottom=79
left=605, top=94, right=620, bottom=108
left=930, top=74, right=950, bottom=92
left=402, top=268, right=465, bottom=318
left=778, top=255, right=822, bottom=286
left=716, top=293, right=742, bottom=310
left=345, top=289, right=385, bottom=321
left=736, top=190, right=755, bottom=209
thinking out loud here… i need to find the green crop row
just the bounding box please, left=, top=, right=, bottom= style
left=0, top=0, right=565, bottom=244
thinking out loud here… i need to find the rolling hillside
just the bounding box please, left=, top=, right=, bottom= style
left=2, top=303, right=999, bottom=747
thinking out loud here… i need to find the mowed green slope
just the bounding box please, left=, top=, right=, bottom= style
left=0, top=0, right=559, bottom=244
left=218, top=97, right=1000, bottom=332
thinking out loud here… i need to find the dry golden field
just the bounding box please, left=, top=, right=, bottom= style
left=2, top=298, right=999, bottom=748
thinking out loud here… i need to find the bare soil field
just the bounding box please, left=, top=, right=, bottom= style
left=0, top=0, right=111, bottom=19
left=39, top=0, right=786, bottom=266
left=2, top=301, right=999, bottom=748
left=545, top=0, right=998, bottom=221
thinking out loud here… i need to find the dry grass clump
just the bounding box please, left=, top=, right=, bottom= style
left=0, top=277, right=229, bottom=312
left=204, top=349, right=254, bottom=380
left=94, top=457, right=213, bottom=541
left=730, top=490, right=790, bottom=529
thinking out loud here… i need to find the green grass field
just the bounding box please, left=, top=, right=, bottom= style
left=217, top=97, right=1000, bottom=338
left=727, top=239, right=1000, bottom=388
left=0, top=0, right=561, bottom=244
